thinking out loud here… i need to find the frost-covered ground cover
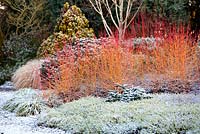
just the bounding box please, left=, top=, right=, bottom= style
left=38, top=94, right=200, bottom=134
left=0, top=90, right=66, bottom=134
left=0, top=89, right=200, bottom=134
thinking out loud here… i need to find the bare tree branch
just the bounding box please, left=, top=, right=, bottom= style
left=88, top=0, right=143, bottom=41
left=3, top=0, right=46, bottom=36
left=126, top=0, right=143, bottom=29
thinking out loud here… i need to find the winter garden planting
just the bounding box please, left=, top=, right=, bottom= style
left=0, top=1, right=200, bottom=134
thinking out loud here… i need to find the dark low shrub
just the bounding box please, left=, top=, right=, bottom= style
left=106, top=85, right=152, bottom=102
left=0, top=34, right=39, bottom=84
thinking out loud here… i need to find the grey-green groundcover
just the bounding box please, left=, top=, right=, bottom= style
left=38, top=94, right=200, bottom=134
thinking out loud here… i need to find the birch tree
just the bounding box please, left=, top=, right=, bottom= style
left=88, top=0, right=143, bottom=41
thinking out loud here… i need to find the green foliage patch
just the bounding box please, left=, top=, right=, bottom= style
left=144, top=0, right=189, bottom=23
left=38, top=94, right=200, bottom=133
left=2, top=34, right=39, bottom=64
left=37, top=32, right=68, bottom=57
left=54, top=2, right=94, bottom=37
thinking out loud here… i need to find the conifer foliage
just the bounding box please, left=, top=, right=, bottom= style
left=37, top=2, right=94, bottom=57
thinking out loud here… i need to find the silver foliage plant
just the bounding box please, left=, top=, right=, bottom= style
left=106, top=85, right=152, bottom=102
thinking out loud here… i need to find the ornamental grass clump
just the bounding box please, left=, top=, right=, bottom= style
left=2, top=88, right=63, bottom=116
left=3, top=88, right=47, bottom=116
left=12, top=59, right=42, bottom=90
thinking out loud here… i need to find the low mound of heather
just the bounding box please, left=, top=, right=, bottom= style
left=38, top=94, right=200, bottom=133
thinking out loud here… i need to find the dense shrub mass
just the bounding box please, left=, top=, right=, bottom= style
left=144, top=0, right=189, bottom=23
left=54, top=2, right=94, bottom=37
left=37, top=2, right=94, bottom=57
left=39, top=23, right=200, bottom=101
left=38, top=94, right=200, bottom=133
left=37, top=32, right=69, bottom=57
left=40, top=38, right=146, bottom=101
left=2, top=34, right=39, bottom=65
left=0, top=65, right=16, bottom=84
left=0, top=35, right=40, bottom=84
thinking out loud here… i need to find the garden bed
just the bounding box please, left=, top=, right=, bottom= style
left=38, top=94, right=200, bottom=134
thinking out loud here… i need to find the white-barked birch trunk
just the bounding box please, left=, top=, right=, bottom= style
left=88, top=0, right=143, bottom=41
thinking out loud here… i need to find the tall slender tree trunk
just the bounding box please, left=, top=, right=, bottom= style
left=119, top=23, right=123, bottom=42
left=119, top=0, right=124, bottom=42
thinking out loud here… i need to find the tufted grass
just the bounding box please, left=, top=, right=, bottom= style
left=38, top=94, right=200, bottom=134
left=12, top=59, right=42, bottom=89
left=2, top=88, right=63, bottom=116
left=2, top=88, right=48, bottom=116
